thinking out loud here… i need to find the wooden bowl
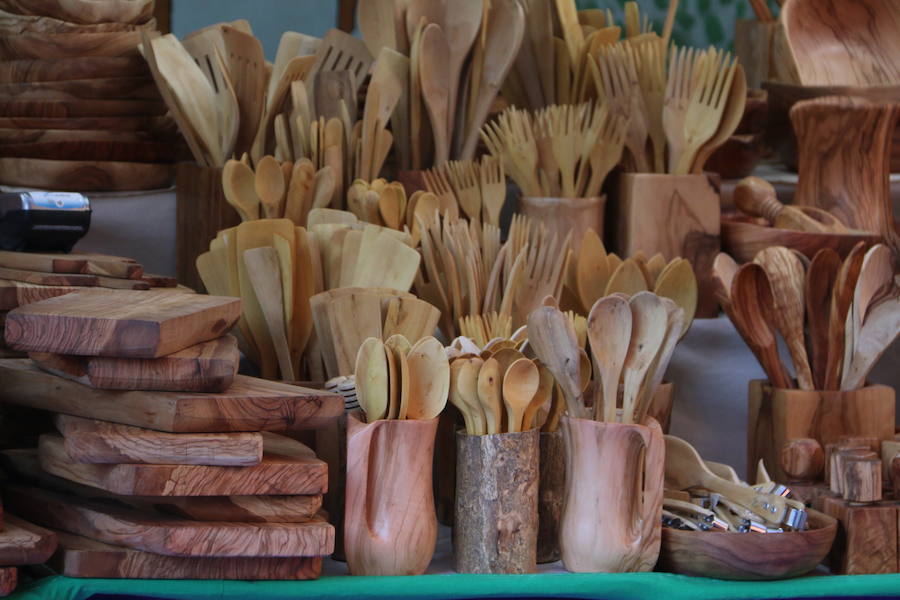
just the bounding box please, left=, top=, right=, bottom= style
left=0, top=31, right=143, bottom=59
left=657, top=509, right=837, bottom=580
left=0, top=0, right=154, bottom=27
left=722, top=215, right=881, bottom=263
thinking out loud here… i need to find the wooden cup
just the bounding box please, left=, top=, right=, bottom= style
left=454, top=429, right=539, bottom=574
left=537, top=429, right=565, bottom=563
left=613, top=173, right=720, bottom=317
left=747, top=380, right=896, bottom=484
left=175, top=162, right=239, bottom=291
left=344, top=413, right=439, bottom=576
left=518, top=196, right=606, bottom=256
left=559, top=416, right=664, bottom=573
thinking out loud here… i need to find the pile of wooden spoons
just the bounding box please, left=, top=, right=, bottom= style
left=346, top=178, right=459, bottom=233
left=354, top=335, right=449, bottom=423
left=713, top=243, right=898, bottom=391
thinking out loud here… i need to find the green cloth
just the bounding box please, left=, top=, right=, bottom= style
left=8, top=573, right=900, bottom=600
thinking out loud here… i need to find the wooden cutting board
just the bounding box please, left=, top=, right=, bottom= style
left=0, top=32, right=145, bottom=60
left=53, top=413, right=260, bottom=466
left=0, top=267, right=149, bottom=289
left=31, top=335, right=239, bottom=392
left=139, top=273, right=176, bottom=287
left=0, top=250, right=143, bottom=278
left=0, top=56, right=150, bottom=83
left=0, top=99, right=166, bottom=118
left=3, top=484, right=334, bottom=558
left=0, top=78, right=159, bottom=101
left=5, top=290, right=241, bottom=357
left=50, top=530, right=323, bottom=580
left=0, top=280, right=78, bottom=310
left=0, top=359, right=343, bottom=432
left=0, top=157, right=173, bottom=192
left=39, top=432, right=327, bottom=496
left=0, top=115, right=170, bottom=131
left=0, top=140, right=177, bottom=163
left=0, top=514, right=57, bottom=565
left=0, top=127, right=167, bottom=145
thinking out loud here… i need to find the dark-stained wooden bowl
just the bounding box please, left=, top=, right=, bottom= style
left=658, top=509, right=836, bottom=580
left=722, top=215, right=881, bottom=263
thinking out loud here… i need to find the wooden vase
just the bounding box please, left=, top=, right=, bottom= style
left=747, top=380, right=896, bottom=484
left=613, top=173, right=720, bottom=317
left=175, top=162, right=239, bottom=292
left=559, top=416, right=664, bottom=573
left=344, top=413, right=439, bottom=576
left=518, top=196, right=606, bottom=256
left=454, top=429, right=539, bottom=574
left=537, top=429, right=565, bottom=564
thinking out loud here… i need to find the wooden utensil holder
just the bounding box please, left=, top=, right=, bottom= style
left=537, top=429, right=565, bottom=564
left=747, top=380, right=896, bottom=484
left=175, top=162, right=240, bottom=292
left=559, top=416, right=664, bottom=573
left=454, top=429, right=539, bottom=574
left=613, top=174, right=720, bottom=317
left=344, top=413, right=439, bottom=576
left=518, top=196, right=606, bottom=256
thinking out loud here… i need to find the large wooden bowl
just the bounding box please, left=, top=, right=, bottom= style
left=722, top=215, right=881, bottom=263
left=657, top=509, right=836, bottom=580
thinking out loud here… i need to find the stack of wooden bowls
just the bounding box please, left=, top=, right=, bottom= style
left=0, top=0, right=184, bottom=191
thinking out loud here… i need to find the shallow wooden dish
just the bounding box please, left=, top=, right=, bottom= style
left=0, top=157, right=173, bottom=191
left=658, top=509, right=836, bottom=580
left=722, top=215, right=881, bottom=263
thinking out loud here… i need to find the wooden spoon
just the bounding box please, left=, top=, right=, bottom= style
left=653, top=257, right=697, bottom=338
left=458, top=357, right=486, bottom=434
left=754, top=246, right=813, bottom=390
left=575, top=227, right=609, bottom=313
left=405, top=336, right=449, bottom=419
left=711, top=252, right=739, bottom=307
left=824, top=242, right=867, bottom=390
left=842, top=244, right=894, bottom=387
left=587, top=295, right=632, bottom=423
left=842, top=286, right=900, bottom=391
left=503, top=358, right=539, bottom=433
left=355, top=337, right=389, bottom=422
left=636, top=301, right=685, bottom=425
left=419, top=23, right=451, bottom=165
left=805, top=248, right=841, bottom=389
left=526, top=306, right=585, bottom=419
left=222, top=159, right=260, bottom=221
left=522, top=363, right=554, bottom=430
left=384, top=334, right=412, bottom=419
left=477, top=357, right=503, bottom=434
left=605, top=258, right=648, bottom=297
left=449, top=358, right=474, bottom=433
left=621, top=292, right=668, bottom=424
left=255, top=155, right=286, bottom=219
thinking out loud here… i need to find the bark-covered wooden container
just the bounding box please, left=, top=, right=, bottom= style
left=537, top=429, right=564, bottom=563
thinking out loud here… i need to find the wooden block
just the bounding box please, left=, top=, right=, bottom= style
left=0, top=359, right=343, bottom=432
left=831, top=449, right=877, bottom=496
left=0, top=568, right=15, bottom=597
left=825, top=443, right=870, bottom=486
left=50, top=531, right=323, bottom=580
left=54, top=414, right=262, bottom=466
left=0, top=266, right=100, bottom=287
left=820, top=496, right=898, bottom=574
left=30, top=335, right=239, bottom=393
left=615, top=173, right=720, bottom=318
left=3, top=484, right=334, bottom=558
left=0, top=514, right=57, bottom=565
left=0, top=279, right=77, bottom=310
left=843, top=457, right=882, bottom=503
left=4, top=290, right=241, bottom=358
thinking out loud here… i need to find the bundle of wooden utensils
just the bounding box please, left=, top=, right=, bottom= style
left=0, top=289, right=343, bottom=580
left=0, top=0, right=183, bottom=191
left=714, top=243, right=898, bottom=391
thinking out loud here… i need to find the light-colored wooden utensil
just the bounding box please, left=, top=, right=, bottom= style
left=405, top=336, right=449, bottom=420
left=691, top=64, right=747, bottom=174
left=255, top=155, right=286, bottom=219
left=805, top=248, right=842, bottom=389
left=242, top=246, right=294, bottom=381
left=842, top=285, right=900, bottom=391
left=823, top=242, right=867, bottom=390
left=653, top=258, right=697, bottom=338
left=358, top=0, right=397, bottom=56
left=222, top=159, right=259, bottom=221
left=526, top=306, right=585, bottom=419
left=476, top=357, right=503, bottom=434
left=621, top=292, right=667, bottom=424
left=502, top=358, right=539, bottom=433
left=355, top=337, right=389, bottom=423
left=221, top=25, right=266, bottom=155
left=419, top=23, right=451, bottom=165
left=605, top=258, right=648, bottom=297
left=587, top=295, right=632, bottom=423
left=734, top=176, right=845, bottom=233
left=458, top=357, right=487, bottom=435
left=575, top=228, right=609, bottom=313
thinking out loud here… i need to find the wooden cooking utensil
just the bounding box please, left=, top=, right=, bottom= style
left=575, top=228, right=609, bottom=312
left=636, top=301, right=685, bottom=425
left=255, top=156, right=286, bottom=219
left=419, top=23, right=451, bottom=165
left=653, top=258, right=697, bottom=338
left=221, top=159, right=259, bottom=220
left=711, top=252, right=739, bottom=306
left=521, top=362, right=553, bottom=431
left=754, top=246, right=814, bottom=390
left=458, top=357, right=486, bottom=435
left=805, top=248, right=842, bottom=389
left=441, top=0, right=482, bottom=140
left=605, top=258, right=648, bottom=297
left=587, top=295, right=632, bottom=423
left=355, top=337, right=389, bottom=423
left=405, top=336, right=449, bottom=420
left=526, top=306, right=585, bottom=419
left=734, top=176, right=844, bottom=233
left=621, top=292, right=667, bottom=424
left=358, top=0, right=397, bottom=56
left=842, top=286, right=900, bottom=391
left=502, top=358, right=539, bottom=433
left=477, top=357, right=503, bottom=434
left=824, top=242, right=867, bottom=390
left=842, top=244, right=894, bottom=387
left=691, top=64, right=747, bottom=174
left=449, top=359, right=475, bottom=433
left=242, top=247, right=294, bottom=381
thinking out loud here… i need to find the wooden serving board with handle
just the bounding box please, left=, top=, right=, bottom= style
left=3, top=484, right=334, bottom=558
left=5, top=290, right=241, bottom=358
left=0, top=514, right=57, bottom=565
left=0, top=359, right=344, bottom=432
left=31, top=335, right=239, bottom=393
left=38, top=432, right=327, bottom=496
left=50, top=530, right=323, bottom=580
left=0, top=250, right=143, bottom=278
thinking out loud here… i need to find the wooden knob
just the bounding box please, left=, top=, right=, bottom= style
left=843, top=457, right=882, bottom=504
left=780, top=438, right=824, bottom=481
left=734, top=176, right=783, bottom=222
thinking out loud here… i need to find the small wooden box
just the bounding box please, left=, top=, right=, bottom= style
left=613, top=173, right=720, bottom=317
left=748, top=380, right=896, bottom=483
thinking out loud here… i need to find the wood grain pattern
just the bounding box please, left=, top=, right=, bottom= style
left=747, top=380, right=895, bottom=483
left=0, top=32, right=144, bottom=59
left=0, top=250, right=143, bottom=278
left=0, top=280, right=78, bottom=310
left=0, top=115, right=170, bottom=131
left=3, top=484, right=334, bottom=558
left=0, top=9, right=155, bottom=34
left=39, top=432, right=327, bottom=496
left=518, top=196, right=605, bottom=256
left=733, top=19, right=775, bottom=89
left=658, top=509, right=836, bottom=580
left=454, top=429, right=539, bottom=574
left=0, top=514, right=57, bottom=565
left=5, top=290, right=240, bottom=358
left=0, top=56, right=150, bottom=83
left=31, top=335, right=238, bottom=393
left=53, top=413, right=260, bottom=466
left=537, top=429, right=564, bottom=564
left=0, top=127, right=168, bottom=145
left=0, top=359, right=344, bottom=432
left=50, top=530, right=323, bottom=580
left=0, top=0, right=154, bottom=25
left=0, top=98, right=165, bottom=118
left=615, top=174, right=720, bottom=318
left=0, top=157, right=173, bottom=191
left=0, top=140, right=178, bottom=163
left=0, top=568, right=15, bottom=597
left=820, top=496, right=898, bottom=574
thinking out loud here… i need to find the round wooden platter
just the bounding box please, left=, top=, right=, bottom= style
left=0, top=0, right=153, bottom=26
left=0, top=115, right=172, bottom=132
left=0, top=9, right=155, bottom=34
left=0, top=31, right=144, bottom=59
left=0, top=77, right=160, bottom=101
left=657, top=509, right=837, bottom=580
left=0, top=56, right=150, bottom=83
left=0, top=98, right=166, bottom=118
left=0, top=139, right=182, bottom=162
left=722, top=215, right=882, bottom=263
left=0, top=157, right=173, bottom=191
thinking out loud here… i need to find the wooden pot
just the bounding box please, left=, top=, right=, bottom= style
left=559, top=416, right=664, bottom=573
left=613, top=173, right=720, bottom=318
left=344, top=413, right=438, bottom=576
left=454, top=429, right=539, bottom=574
left=747, top=380, right=896, bottom=484
left=537, top=429, right=565, bottom=564
left=518, top=196, right=606, bottom=256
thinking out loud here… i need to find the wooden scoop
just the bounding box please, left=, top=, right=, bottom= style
left=503, top=358, right=539, bottom=433
left=587, top=295, right=632, bottom=423
left=405, top=336, right=449, bottom=420
left=734, top=176, right=845, bottom=233
left=355, top=337, right=389, bottom=423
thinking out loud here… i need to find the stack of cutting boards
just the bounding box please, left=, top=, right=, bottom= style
left=0, top=486, right=58, bottom=597
left=0, top=0, right=183, bottom=190
left=0, top=250, right=180, bottom=358
left=0, top=289, right=344, bottom=580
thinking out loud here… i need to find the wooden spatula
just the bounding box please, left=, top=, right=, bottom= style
left=824, top=242, right=867, bottom=390
left=221, top=25, right=266, bottom=156
left=242, top=246, right=294, bottom=381
left=842, top=285, right=900, bottom=391
left=358, top=0, right=398, bottom=56
left=526, top=306, right=585, bottom=419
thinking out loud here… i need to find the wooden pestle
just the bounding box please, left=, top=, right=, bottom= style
left=733, top=176, right=845, bottom=233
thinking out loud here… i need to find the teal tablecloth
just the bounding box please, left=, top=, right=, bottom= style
left=7, top=573, right=900, bottom=600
